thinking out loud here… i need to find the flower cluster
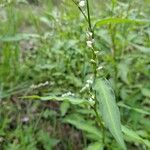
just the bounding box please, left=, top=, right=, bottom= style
left=80, top=76, right=93, bottom=92
left=30, top=81, right=49, bottom=89
left=86, top=31, right=94, bottom=48
left=88, top=97, right=95, bottom=106
left=62, top=91, right=75, bottom=97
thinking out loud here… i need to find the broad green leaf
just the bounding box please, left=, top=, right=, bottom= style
left=63, top=114, right=102, bottom=140
left=84, top=142, right=104, bottom=150
left=118, top=102, right=150, bottom=115
left=23, top=95, right=90, bottom=105
left=122, top=126, right=150, bottom=148
left=95, top=18, right=150, bottom=28
left=94, top=78, right=126, bottom=150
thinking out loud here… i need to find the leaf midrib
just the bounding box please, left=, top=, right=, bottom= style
left=99, top=82, right=124, bottom=148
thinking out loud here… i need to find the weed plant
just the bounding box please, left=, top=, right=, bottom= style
left=0, top=0, right=150, bottom=150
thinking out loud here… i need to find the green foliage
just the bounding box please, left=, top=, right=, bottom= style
left=0, top=0, right=150, bottom=149
left=94, top=78, right=126, bottom=150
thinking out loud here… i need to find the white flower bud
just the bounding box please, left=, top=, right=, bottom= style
left=86, top=31, right=93, bottom=39
left=90, top=59, right=96, bottom=64
left=86, top=39, right=94, bottom=48
left=86, top=40, right=93, bottom=48
left=79, top=0, right=85, bottom=7
left=88, top=98, right=95, bottom=106
left=97, top=66, right=103, bottom=71
left=62, top=91, right=75, bottom=97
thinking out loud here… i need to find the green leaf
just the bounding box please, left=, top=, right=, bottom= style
left=84, top=142, right=104, bottom=150
left=23, top=95, right=90, bottom=105
left=63, top=114, right=102, bottom=140
left=94, top=18, right=149, bottom=28
left=112, top=0, right=117, bottom=8
left=94, top=78, right=126, bottom=150
left=117, top=61, right=130, bottom=84
left=37, top=130, right=59, bottom=150
left=0, top=33, right=40, bottom=42
left=122, top=126, right=150, bottom=148
left=118, top=102, right=150, bottom=115
left=132, top=44, right=150, bottom=53
left=60, top=101, right=70, bottom=116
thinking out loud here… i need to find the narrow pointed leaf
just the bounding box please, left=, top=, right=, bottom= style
left=94, top=18, right=150, bottom=28
left=122, top=125, right=150, bottom=148
left=94, top=78, right=126, bottom=150
left=23, top=95, right=90, bottom=105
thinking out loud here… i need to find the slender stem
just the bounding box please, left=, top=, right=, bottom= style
left=86, top=0, right=92, bottom=31
left=86, top=0, right=97, bottom=81
left=94, top=108, right=105, bottom=145
left=72, top=0, right=106, bottom=145
left=86, top=0, right=105, bottom=144
left=92, top=103, right=105, bottom=144
left=72, top=0, right=88, bottom=22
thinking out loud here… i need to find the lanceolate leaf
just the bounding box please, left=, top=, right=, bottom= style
left=94, top=78, right=126, bottom=150
left=122, top=126, right=150, bottom=148
left=23, top=95, right=90, bottom=105
left=118, top=102, right=150, bottom=115
left=94, top=18, right=150, bottom=28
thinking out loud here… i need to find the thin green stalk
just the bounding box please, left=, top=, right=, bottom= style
left=72, top=0, right=106, bottom=145
left=92, top=104, right=105, bottom=144
left=86, top=0, right=92, bottom=31
left=86, top=0, right=105, bottom=144
left=72, top=0, right=88, bottom=22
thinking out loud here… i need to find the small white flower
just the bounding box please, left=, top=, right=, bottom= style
left=94, top=51, right=99, bottom=54
left=88, top=98, right=95, bottom=106
left=97, top=66, right=103, bottom=71
left=86, top=39, right=94, bottom=48
left=86, top=40, right=93, bottom=48
left=86, top=79, right=93, bottom=84
left=79, top=0, right=85, bottom=7
left=86, top=31, right=93, bottom=39
left=22, top=116, right=29, bottom=123
left=80, top=83, right=90, bottom=92
left=90, top=59, right=96, bottom=63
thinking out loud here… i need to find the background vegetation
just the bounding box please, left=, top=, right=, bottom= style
left=0, top=0, right=150, bottom=149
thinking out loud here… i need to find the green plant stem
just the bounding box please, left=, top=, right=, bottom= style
left=72, top=0, right=106, bottom=145
left=86, top=0, right=105, bottom=144
left=72, top=0, right=88, bottom=22
left=92, top=104, right=105, bottom=144
left=86, top=0, right=97, bottom=81
left=86, top=0, right=92, bottom=31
